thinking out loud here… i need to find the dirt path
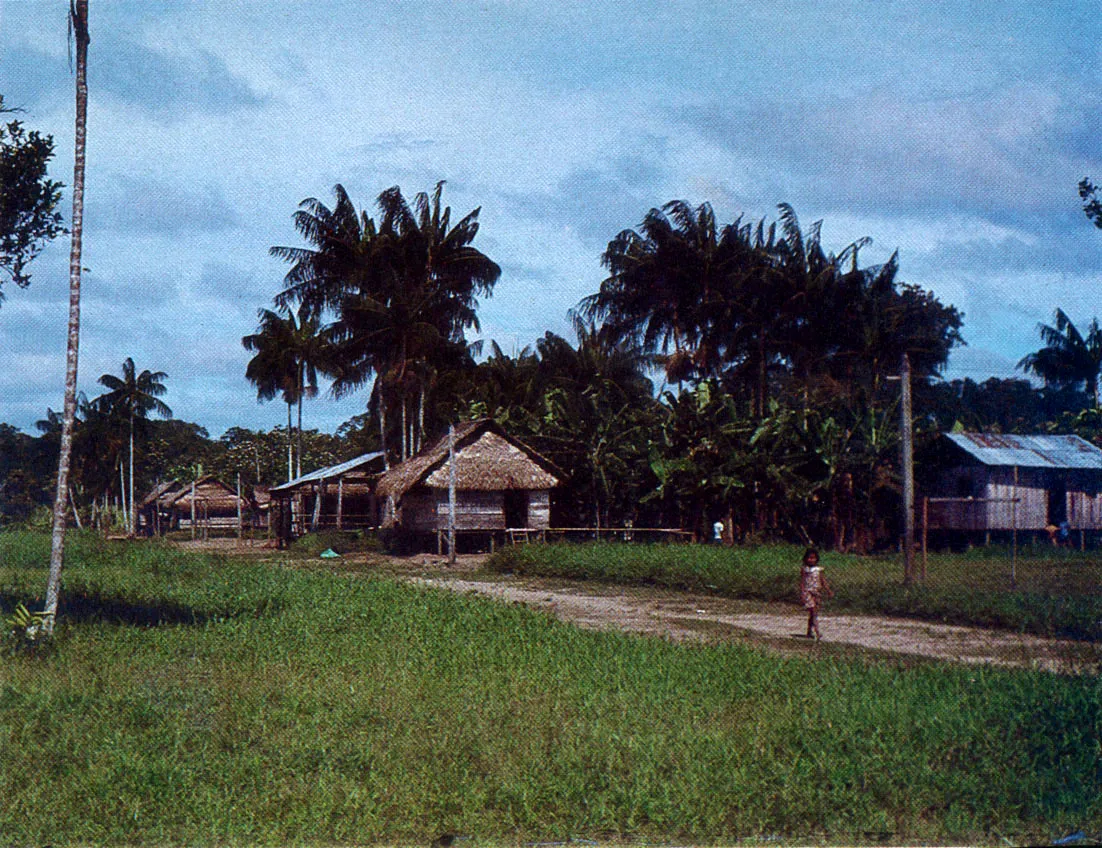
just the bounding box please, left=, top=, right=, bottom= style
left=165, top=541, right=1098, bottom=672
left=408, top=573, right=1100, bottom=673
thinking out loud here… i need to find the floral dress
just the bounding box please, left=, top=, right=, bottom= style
left=800, top=565, right=825, bottom=610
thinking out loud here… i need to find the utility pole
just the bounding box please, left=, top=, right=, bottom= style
left=901, top=352, right=915, bottom=586
left=236, top=472, right=243, bottom=542
left=448, top=423, right=457, bottom=565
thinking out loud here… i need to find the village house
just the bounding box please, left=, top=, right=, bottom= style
left=138, top=476, right=249, bottom=536
left=375, top=419, right=562, bottom=550
left=923, top=432, right=1102, bottom=543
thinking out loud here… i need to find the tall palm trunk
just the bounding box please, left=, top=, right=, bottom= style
left=296, top=392, right=303, bottom=479
left=286, top=401, right=293, bottom=482
left=417, top=385, right=425, bottom=455
left=378, top=396, right=389, bottom=470
left=128, top=412, right=135, bottom=536
left=400, top=394, right=408, bottom=461
left=44, top=0, right=89, bottom=636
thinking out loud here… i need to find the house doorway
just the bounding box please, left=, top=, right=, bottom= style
left=1047, top=477, right=1068, bottom=525
left=504, top=490, right=528, bottom=528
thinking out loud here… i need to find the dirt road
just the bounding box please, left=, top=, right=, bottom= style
left=409, top=573, right=1100, bottom=673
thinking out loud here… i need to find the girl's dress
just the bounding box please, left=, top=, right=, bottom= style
left=800, top=565, right=824, bottom=610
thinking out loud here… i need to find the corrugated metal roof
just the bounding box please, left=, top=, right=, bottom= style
left=944, top=433, right=1102, bottom=469
left=271, top=452, right=385, bottom=493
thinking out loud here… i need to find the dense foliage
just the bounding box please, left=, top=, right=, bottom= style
left=5, top=193, right=1101, bottom=548
left=0, top=94, right=65, bottom=300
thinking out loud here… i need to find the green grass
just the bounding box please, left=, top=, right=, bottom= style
left=487, top=542, right=1102, bottom=642
left=1, top=531, right=1100, bottom=845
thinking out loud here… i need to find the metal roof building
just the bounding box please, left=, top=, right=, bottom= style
left=942, top=433, right=1102, bottom=470
left=271, top=452, right=386, bottom=545
left=928, top=433, right=1102, bottom=533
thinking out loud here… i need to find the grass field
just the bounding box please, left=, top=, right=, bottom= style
left=487, top=542, right=1102, bottom=641
left=1, top=531, right=1100, bottom=845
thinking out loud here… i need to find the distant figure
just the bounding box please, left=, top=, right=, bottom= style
left=799, top=547, right=833, bottom=640
left=713, top=519, right=724, bottom=544
left=1045, top=523, right=1059, bottom=546
left=1058, top=520, right=1071, bottom=547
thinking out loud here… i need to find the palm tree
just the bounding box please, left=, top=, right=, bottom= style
left=243, top=305, right=330, bottom=480
left=44, top=0, right=89, bottom=636
left=583, top=201, right=728, bottom=386
left=275, top=182, right=500, bottom=466
left=96, top=358, right=171, bottom=534
left=1018, top=308, right=1102, bottom=408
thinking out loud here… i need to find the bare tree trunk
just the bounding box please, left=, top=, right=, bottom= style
left=286, top=401, right=293, bottom=482
left=296, top=389, right=303, bottom=479
left=401, top=395, right=408, bottom=461
left=118, top=460, right=126, bottom=533
left=417, top=385, right=425, bottom=454
left=68, top=487, right=83, bottom=530
left=128, top=412, right=135, bottom=536
left=44, top=0, right=89, bottom=636
left=378, top=395, right=389, bottom=471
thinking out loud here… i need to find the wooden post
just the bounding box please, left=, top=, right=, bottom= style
left=311, top=480, right=324, bottom=532
left=336, top=477, right=344, bottom=530
left=921, top=496, right=928, bottom=581
left=448, top=423, right=457, bottom=565
left=1011, top=465, right=1018, bottom=590
left=191, top=479, right=196, bottom=540
left=236, top=472, right=243, bottom=542
left=900, top=352, right=915, bottom=586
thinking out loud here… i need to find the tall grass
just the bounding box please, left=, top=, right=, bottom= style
left=1, top=531, right=1099, bottom=844
left=488, top=542, right=1102, bottom=641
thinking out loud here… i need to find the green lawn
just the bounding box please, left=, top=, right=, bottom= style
left=488, top=542, right=1102, bottom=641
left=1, top=531, right=1099, bottom=845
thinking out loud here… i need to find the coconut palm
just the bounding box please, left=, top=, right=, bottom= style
left=583, top=201, right=731, bottom=386
left=276, top=181, right=500, bottom=466
left=44, top=0, right=89, bottom=636
left=95, top=358, right=171, bottom=534
left=243, top=304, right=331, bottom=480
left=1018, top=308, right=1102, bottom=408
left=271, top=183, right=381, bottom=317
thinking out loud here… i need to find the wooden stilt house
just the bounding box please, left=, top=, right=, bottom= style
left=924, top=433, right=1102, bottom=534
left=375, top=419, right=562, bottom=547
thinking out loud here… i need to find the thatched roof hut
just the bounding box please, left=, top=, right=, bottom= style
left=139, top=476, right=246, bottom=534
left=377, top=419, right=559, bottom=500
left=376, top=419, right=562, bottom=537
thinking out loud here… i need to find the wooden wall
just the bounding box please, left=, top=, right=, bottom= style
left=927, top=464, right=1102, bottom=530
left=399, top=488, right=552, bottom=531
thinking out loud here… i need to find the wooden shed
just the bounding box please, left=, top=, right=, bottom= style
left=375, top=419, right=562, bottom=545
left=270, top=452, right=386, bottom=546
left=925, top=433, right=1102, bottom=532
left=139, top=476, right=247, bottom=535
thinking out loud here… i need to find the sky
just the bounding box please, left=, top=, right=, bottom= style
left=0, top=0, right=1100, bottom=438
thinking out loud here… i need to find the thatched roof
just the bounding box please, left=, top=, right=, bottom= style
left=376, top=419, right=562, bottom=500
left=139, top=479, right=181, bottom=510
left=141, top=477, right=243, bottom=511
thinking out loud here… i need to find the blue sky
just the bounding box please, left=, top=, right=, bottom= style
left=1, top=0, right=1100, bottom=437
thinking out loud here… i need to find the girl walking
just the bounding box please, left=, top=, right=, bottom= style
left=799, top=547, right=833, bottom=640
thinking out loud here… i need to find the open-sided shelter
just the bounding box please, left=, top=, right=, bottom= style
left=270, top=452, right=385, bottom=546
left=139, top=476, right=247, bottom=535
left=924, top=432, right=1102, bottom=534
left=374, top=419, right=562, bottom=546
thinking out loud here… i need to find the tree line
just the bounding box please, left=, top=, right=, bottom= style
left=5, top=72, right=1102, bottom=549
